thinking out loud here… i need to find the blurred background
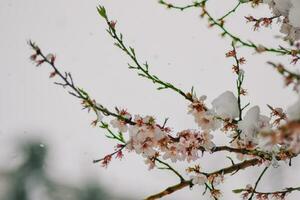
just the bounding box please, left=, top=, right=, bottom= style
left=1, top=0, right=300, bottom=199
left=0, top=139, right=132, bottom=200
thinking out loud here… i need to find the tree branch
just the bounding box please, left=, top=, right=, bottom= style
left=144, top=180, right=190, bottom=200
left=97, top=6, right=194, bottom=102
left=145, top=158, right=260, bottom=199
left=248, top=166, right=269, bottom=200
left=159, top=0, right=299, bottom=56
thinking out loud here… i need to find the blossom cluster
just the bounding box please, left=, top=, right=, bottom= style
left=257, top=96, right=300, bottom=156
left=239, top=184, right=289, bottom=200
left=187, top=89, right=300, bottom=158
left=103, top=90, right=300, bottom=187
left=110, top=110, right=215, bottom=169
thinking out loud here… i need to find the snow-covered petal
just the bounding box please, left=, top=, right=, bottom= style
left=238, top=106, right=261, bottom=141
left=211, top=91, right=239, bottom=119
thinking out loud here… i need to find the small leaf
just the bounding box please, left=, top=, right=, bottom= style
left=105, top=135, right=114, bottom=139
left=138, top=73, right=147, bottom=77
left=129, top=47, right=135, bottom=56
left=157, top=86, right=166, bottom=90
left=97, top=6, right=107, bottom=18
left=152, top=75, right=159, bottom=80
left=232, top=189, right=244, bottom=194
left=118, top=132, right=125, bottom=142
left=114, top=43, right=122, bottom=49
left=128, top=63, right=137, bottom=69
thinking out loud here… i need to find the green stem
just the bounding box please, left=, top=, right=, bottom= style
left=155, top=158, right=185, bottom=182
left=159, top=1, right=298, bottom=56
left=98, top=7, right=193, bottom=102
left=218, top=1, right=242, bottom=21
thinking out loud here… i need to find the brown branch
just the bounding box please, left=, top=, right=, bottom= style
left=209, top=158, right=259, bottom=176
left=248, top=166, right=269, bottom=200
left=159, top=0, right=299, bottom=56
left=238, top=186, right=300, bottom=199
left=28, top=40, right=137, bottom=125
left=267, top=61, right=300, bottom=80
left=98, top=6, right=194, bottom=103
left=144, top=181, right=190, bottom=200
left=155, top=158, right=185, bottom=182
left=212, top=146, right=272, bottom=160
left=144, top=158, right=260, bottom=200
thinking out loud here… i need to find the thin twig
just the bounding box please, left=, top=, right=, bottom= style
left=98, top=6, right=194, bottom=102
left=248, top=166, right=269, bottom=200
left=155, top=158, right=185, bottom=182
left=159, top=0, right=299, bottom=56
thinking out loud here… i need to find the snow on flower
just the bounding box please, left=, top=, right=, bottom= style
left=195, top=111, right=221, bottom=131
left=211, top=91, right=239, bottom=119
left=263, top=0, right=300, bottom=41
left=238, top=106, right=271, bottom=146
left=188, top=91, right=241, bottom=131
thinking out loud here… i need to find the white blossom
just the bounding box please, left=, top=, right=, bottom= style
left=188, top=95, right=221, bottom=131
left=110, top=119, right=128, bottom=133
left=194, top=111, right=221, bottom=131
left=191, top=174, right=207, bottom=185
left=162, top=143, right=182, bottom=162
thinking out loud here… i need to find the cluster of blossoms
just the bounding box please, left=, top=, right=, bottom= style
left=262, top=0, right=300, bottom=41
left=257, top=96, right=300, bottom=158
left=237, top=106, right=271, bottom=150
left=187, top=165, right=224, bottom=199
left=101, top=89, right=300, bottom=189
left=110, top=111, right=215, bottom=169
left=238, top=183, right=300, bottom=200
left=187, top=88, right=300, bottom=158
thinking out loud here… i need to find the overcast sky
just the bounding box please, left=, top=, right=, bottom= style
left=1, top=0, right=300, bottom=199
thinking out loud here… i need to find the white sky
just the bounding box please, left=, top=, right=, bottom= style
left=1, top=0, right=300, bottom=199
